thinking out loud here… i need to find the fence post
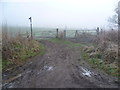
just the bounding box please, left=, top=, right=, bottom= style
left=96, top=27, right=99, bottom=35
left=64, top=30, right=66, bottom=39
left=75, top=30, right=78, bottom=41
left=26, top=31, right=29, bottom=38
left=96, top=27, right=100, bottom=44
left=100, top=29, right=103, bottom=34
left=29, top=17, right=33, bottom=39
left=56, top=28, right=58, bottom=38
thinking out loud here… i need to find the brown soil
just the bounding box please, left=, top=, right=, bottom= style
left=2, top=40, right=119, bottom=88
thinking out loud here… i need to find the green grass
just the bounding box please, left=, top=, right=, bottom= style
left=2, top=40, right=45, bottom=70
left=48, top=38, right=82, bottom=48
left=80, top=46, right=119, bottom=78
left=5, top=26, right=97, bottom=39
left=2, top=59, right=13, bottom=69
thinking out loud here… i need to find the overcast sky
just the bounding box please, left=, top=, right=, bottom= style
left=0, top=0, right=119, bottom=29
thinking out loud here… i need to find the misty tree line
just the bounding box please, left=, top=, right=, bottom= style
left=108, top=1, right=120, bottom=29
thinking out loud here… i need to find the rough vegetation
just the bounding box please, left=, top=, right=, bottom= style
left=49, top=37, right=119, bottom=78
left=81, top=45, right=118, bottom=77
left=2, top=39, right=118, bottom=88
left=2, top=29, right=119, bottom=88
left=2, top=32, right=45, bottom=70
left=80, top=30, right=119, bottom=78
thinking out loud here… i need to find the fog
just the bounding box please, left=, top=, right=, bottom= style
left=1, top=0, right=119, bottom=29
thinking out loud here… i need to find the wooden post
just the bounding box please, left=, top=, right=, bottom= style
left=75, top=30, right=78, bottom=40
left=26, top=31, right=29, bottom=38
left=101, top=29, right=103, bottom=34
left=64, top=30, right=66, bottom=39
left=56, top=28, right=58, bottom=38
left=75, top=30, right=78, bottom=37
left=96, top=27, right=100, bottom=44
left=96, top=27, right=99, bottom=35
left=29, top=17, right=33, bottom=39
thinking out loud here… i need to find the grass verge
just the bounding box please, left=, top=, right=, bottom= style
left=48, top=38, right=82, bottom=48
left=80, top=45, right=119, bottom=79
left=2, top=39, right=45, bottom=71
left=81, top=51, right=118, bottom=75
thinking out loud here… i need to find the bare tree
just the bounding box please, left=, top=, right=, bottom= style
left=118, top=1, right=120, bottom=29
left=108, top=6, right=118, bottom=29
left=108, top=1, right=120, bottom=29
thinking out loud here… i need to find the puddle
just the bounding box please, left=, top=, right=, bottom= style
left=7, top=83, right=14, bottom=88
left=37, top=72, right=41, bottom=75
left=2, top=82, right=15, bottom=88
left=2, top=83, right=8, bottom=87
left=81, top=67, right=92, bottom=77
left=3, top=74, right=7, bottom=77
left=26, top=71, right=31, bottom=74
left=37, top=66, right=53, bottom=75
left=29, top=62, right=32, bottom=64
left=43, top=66, right=53, bottom=71
left=48, top=57, right=50, bottom=59
left=48, top=66, right=53, bottom=71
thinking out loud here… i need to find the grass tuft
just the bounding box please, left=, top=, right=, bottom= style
left=2, top=32, right=45, bottom=70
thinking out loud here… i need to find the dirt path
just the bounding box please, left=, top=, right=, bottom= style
left=2, top=40, right=119, bottom=88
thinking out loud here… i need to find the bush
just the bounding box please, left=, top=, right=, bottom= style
left=81, top=45, right=118, bottom=77
left=2, top=32, right=45, bottom=70
left=98, top=30, right=118, bottom=44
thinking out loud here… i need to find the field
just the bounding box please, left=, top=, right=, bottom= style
left=4, top=26, right=97, bottom=39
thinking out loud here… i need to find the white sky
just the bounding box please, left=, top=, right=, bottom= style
left=0, top=0, right=119, bottom=29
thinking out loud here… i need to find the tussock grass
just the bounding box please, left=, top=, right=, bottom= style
left=98, top=30, right=118, bottom=44
left=81, top=44, right=119, bottom=78
left=2, top=32, right=45, bottom=70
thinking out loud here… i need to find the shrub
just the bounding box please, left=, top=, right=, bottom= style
left=96, top=30, right=118, bottom=63
left=2, top=32, right=45, bottom=70
left=98, top=30, right=118, bottom=44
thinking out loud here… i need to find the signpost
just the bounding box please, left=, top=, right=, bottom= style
left=29, top=17, right=33, bottom=39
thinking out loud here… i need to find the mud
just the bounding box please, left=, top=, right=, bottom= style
left=2, top=40, right=119, bottom=88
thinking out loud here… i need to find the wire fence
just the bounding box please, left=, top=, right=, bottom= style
left=21, top=29, right=98, bottom=37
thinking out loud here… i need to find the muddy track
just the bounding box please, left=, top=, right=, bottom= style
left=2, top=40, right=119, bottom=88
